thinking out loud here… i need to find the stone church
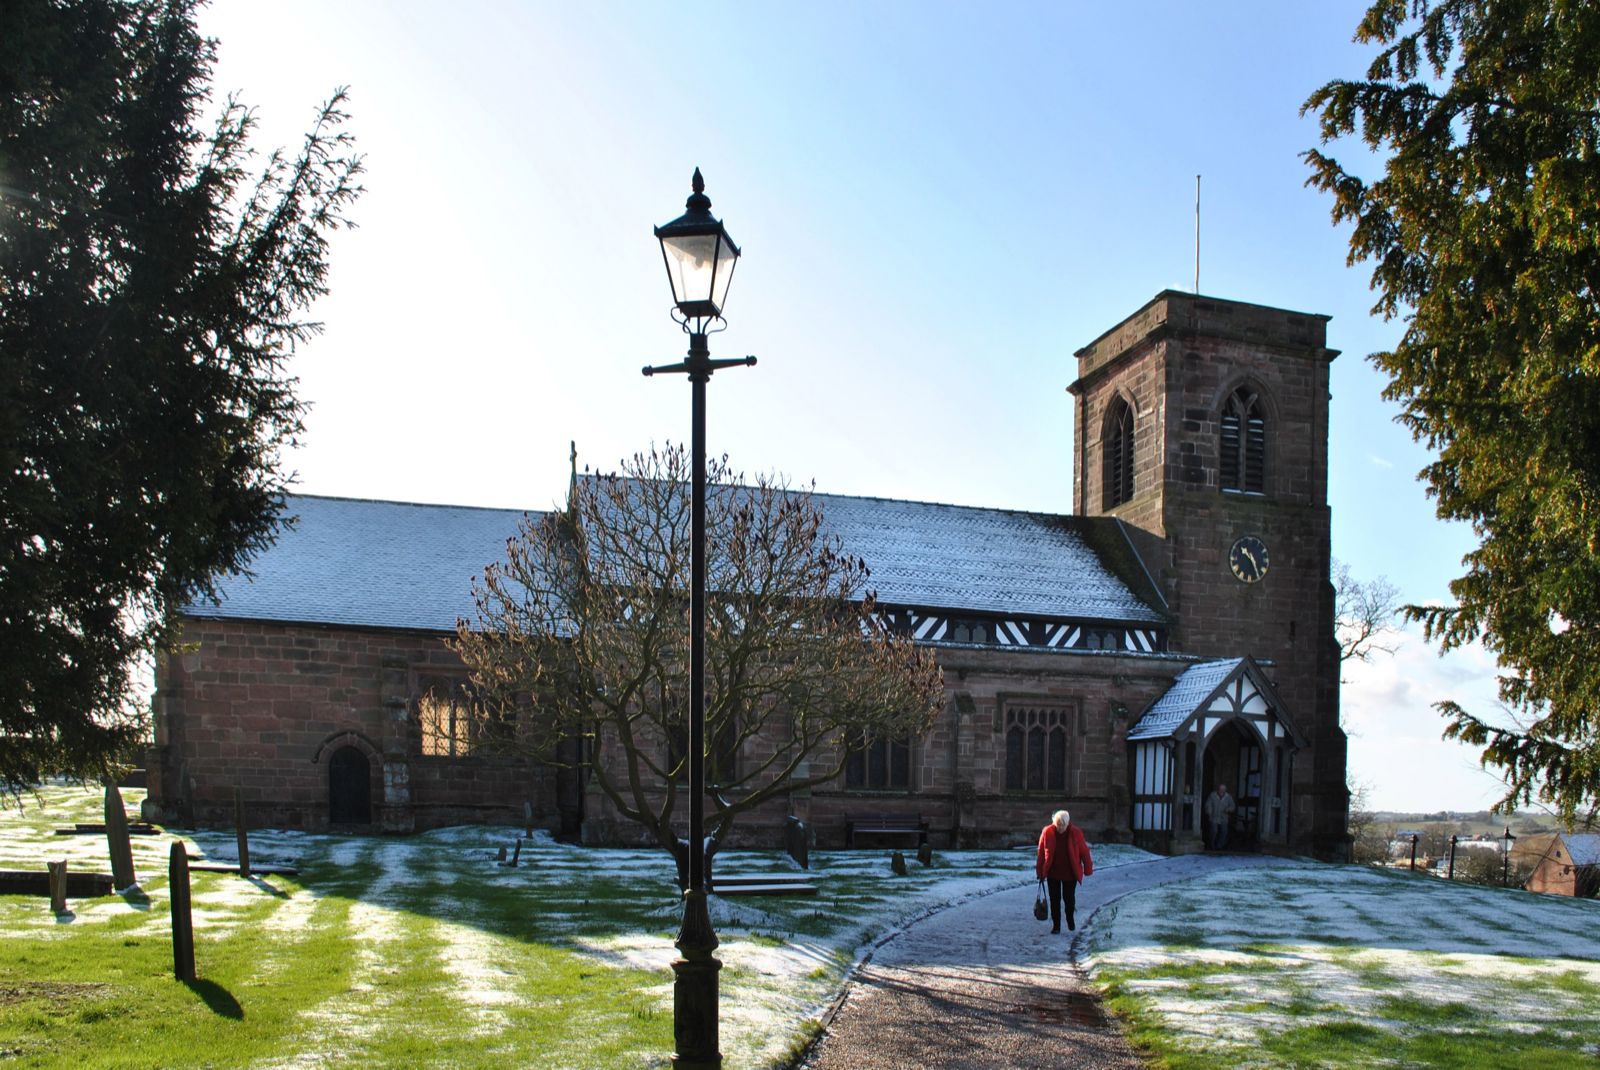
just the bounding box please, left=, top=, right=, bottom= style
left=146, top=291, right=1349, bottom=858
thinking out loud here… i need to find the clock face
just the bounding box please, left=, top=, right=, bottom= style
left=1229, top=536, right=1269, bottom=583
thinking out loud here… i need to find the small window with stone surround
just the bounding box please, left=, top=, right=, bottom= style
left=1004, top=703, right=1070, bottom=793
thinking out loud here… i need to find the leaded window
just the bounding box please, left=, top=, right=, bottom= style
left=1004, top=704, right=1070, bottom=793
left=1220, top=388, right=1266, bottom=493
left=666, top=716, right=740, bottom=785
left=417, top=675, right=489, bottom=758
left=846, top=736, right=911, bottom=790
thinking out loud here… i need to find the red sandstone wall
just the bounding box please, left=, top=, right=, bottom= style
left=154, top=619, right=1194, bottom=851
left=150, top=617, right=552, bottom=832
left=491, top=642, right=1191, bottom=852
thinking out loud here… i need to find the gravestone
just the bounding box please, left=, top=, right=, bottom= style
left=890, top=851, right=907, bottom=876
left=500, top=838, right=521, bottom=868
left=523, top=800, right=534, bottom=838
left=496, top=846, right=507, bottom=862
left=234, top=786, right=251, bottom=878
left=48, top=860, right=68, bottom=914
left=104, top=781, right=136, bottom=890
left=169, top=841, right=195, bottom=982
left=784, top=816, right=810, bottom=870
left=917, top=842, right=933, bottom=866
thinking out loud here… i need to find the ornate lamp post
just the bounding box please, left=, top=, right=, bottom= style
left=1502, top=825, right=1517, bottom=886
left=643, top=168, right=754, bottom=1070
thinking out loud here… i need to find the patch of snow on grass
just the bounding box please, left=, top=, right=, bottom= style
left=1087, top=860, right=1600, bottom=1064
left=434, top=915, right=521, bottom=1033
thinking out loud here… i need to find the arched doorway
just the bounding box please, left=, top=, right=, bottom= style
left=328, top=746, right=372, bottom=825
left=1203, top=721, right=1263, bottom=850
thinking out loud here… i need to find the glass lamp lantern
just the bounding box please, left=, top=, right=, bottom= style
left=655, top=168, right=740, bottom=323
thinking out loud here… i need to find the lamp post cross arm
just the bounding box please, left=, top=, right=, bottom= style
left=642, top=355, right=757, bottom=378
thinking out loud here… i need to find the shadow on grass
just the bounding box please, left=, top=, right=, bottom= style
left=119, top=887, right=152, bottom=911
left=183, top=978, right=244, bottom=1019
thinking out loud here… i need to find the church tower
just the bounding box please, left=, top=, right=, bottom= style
left=1068, top=291, right=1348, bottom=857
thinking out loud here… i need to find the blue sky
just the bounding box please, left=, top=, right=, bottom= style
left=196, top=1, right=1513, bottom=813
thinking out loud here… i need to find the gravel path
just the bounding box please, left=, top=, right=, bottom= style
left=795, top=852, right=1291, bottom=1070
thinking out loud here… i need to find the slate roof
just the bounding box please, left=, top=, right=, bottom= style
left=187, top=496, right=534, bottom=633
left=809, top=490, right=1164, bottom=623
left=1127, top=658, right=1244, bottom=741
left=187, top=489, right=1166, bottom=633
left=1564, top=833, right=1600, bottom=867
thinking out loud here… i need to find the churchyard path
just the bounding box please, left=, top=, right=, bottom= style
left=796, top=852, right=1291, bottom=1070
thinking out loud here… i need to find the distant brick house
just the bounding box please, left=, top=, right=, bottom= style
left=146, top=292, right=1349, bottom=858
left=1524, top=833, right=1600, bottom=897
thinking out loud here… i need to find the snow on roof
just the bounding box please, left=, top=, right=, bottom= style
left=188, top=495, right=535, bottom=633
left=1564, top=833, right=1600, bottom=867
left=186, top=489, right=1165, bottom=633
left=1127, top=658, right=1244, bottom=741
left=808, top=489, right=1165, bottom=622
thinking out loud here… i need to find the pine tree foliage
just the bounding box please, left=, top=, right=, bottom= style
left=0, top=0, right=362, bottom=790
left=453, top=445, right=946, bottom=871
left=1305, top=0, right=1600, bottom=823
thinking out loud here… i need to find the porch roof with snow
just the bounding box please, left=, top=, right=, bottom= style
left=1128, top=656, right=1306, bottom=747
left=185, top=490, right=1167, bottom=635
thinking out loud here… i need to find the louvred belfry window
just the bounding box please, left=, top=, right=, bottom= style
left=1103, top=399, right=1135, bottom=508
left=1221, top=389, right=1267, bottom=493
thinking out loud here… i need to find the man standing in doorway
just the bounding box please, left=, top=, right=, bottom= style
left=1205, top=782, right=1236, bottom=850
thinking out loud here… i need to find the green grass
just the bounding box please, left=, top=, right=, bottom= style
left=15, top=787, right=1600, bottom=1069
left=1, top=784, right=1059, bottom=1069
left=1086, top=859, right=1600, bottom=1070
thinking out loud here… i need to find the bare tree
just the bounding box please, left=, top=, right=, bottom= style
left=1347, top=778, right=1394, bottom=864
left=454, top=445, right=946, bottom=881
left=1334, top=558, right=1401, bottom=666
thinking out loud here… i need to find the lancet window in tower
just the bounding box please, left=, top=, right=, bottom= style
left=1103, top=398, right=1135, bottom=508
left=1220, top=388, right=1267, bottom=493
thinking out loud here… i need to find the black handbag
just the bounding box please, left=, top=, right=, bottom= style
left=1033, top=880, right=1048, bottom=921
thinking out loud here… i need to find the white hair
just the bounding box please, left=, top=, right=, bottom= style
left=1052, top=810, right=1071, bottom=830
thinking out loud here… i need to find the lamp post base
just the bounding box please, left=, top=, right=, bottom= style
left=672, top=888, right=722, bottom=1068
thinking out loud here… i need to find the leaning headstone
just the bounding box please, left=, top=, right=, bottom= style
left=169, top=841, right=195, bottom=982
left=104, top=781, right=136, bottom=890
left=890, top=851, right=908, bottom=876
left=48, top=860, right=68, bottom=914
left=916, top=842, right=933, bottom=866
left=233, top=786, right=251, bottom=879
left=510, top=837, right=522, bottom=867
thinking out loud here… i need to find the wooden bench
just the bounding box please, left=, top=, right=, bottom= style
left=845, top=813, right=929, bottom=849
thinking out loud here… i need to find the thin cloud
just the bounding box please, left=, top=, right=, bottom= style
left=1343, top=623, right=1509, bottom=811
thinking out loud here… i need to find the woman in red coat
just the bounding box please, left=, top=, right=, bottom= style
left=1036, top=809, right=1093, bottom=933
